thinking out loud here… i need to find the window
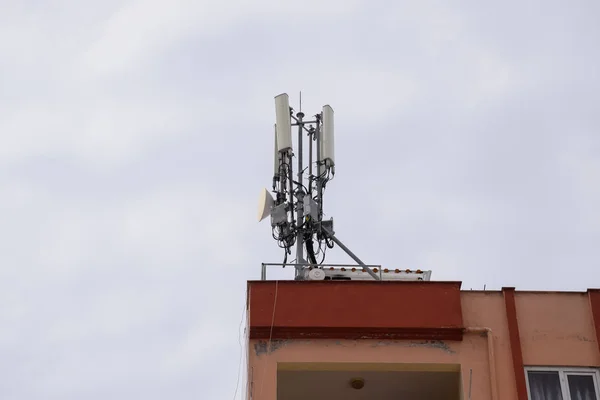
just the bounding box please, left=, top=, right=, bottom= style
left=526, top=367, right=600, bottom=400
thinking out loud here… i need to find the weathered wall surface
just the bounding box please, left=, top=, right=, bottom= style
left=248, top=337, right=491, bottom=400
left=516, top=292, right=600, bottom=367
left=247, top=280, right=463, bottom=340
left=246, top=284, right=600, bottom=400
left=462, top=291, right=518, bottom=400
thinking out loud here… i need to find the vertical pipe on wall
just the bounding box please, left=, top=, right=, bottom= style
left=464, top=327, right=498, bottom=400
left=468, top=368, right=473, bottom=400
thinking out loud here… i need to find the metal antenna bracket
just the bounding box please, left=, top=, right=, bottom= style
left=321, top=226, right=380, bottom=281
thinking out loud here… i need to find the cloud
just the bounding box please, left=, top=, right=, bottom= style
left=0, top=0, right=599, bottom=398
left=0, top=176, right=253, bottom=398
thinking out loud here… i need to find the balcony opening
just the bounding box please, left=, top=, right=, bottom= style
left=277, top=362, right=461, bottom=400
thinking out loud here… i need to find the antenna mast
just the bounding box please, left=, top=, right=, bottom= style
left=259, top=93, right=379, bottom=281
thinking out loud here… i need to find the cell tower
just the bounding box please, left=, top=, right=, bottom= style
left=258, top=93, right=431, bottom=282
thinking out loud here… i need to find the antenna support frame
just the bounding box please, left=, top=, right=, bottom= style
left=266, top=93, right=379, bottom=280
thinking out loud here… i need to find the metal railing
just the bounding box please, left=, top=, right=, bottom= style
left=260, top=263, right=381, bottom=280
left=259, top=263, right=432, bottom=281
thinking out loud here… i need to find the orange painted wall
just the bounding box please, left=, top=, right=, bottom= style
left=246, top=289, right=600, bottom=400
left=248, top=338, right=492, bottom=400
left=516, top=292, right=600, bottom=367
left=461, top=291, right=518, bottom=400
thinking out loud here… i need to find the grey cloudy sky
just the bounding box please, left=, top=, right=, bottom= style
left=1, top=0, right=599, bottom=398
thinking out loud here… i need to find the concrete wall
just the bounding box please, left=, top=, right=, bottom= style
left=246, top=289, right=600, bottom=400
left=516, top=292, right=600, bottom=367
left=247, top=280, right=463, bottom=340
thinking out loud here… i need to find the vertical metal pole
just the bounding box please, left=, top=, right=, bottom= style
left=308, top=127, right=313, bottom=193
left=287, top=149, right=294, bottom=226
left=468, top=369, right=472, bottom=400
left=286, top=146, right=295, bottom=278
left=315, top=115, right=322, bottom=219
left=295, top=112, right=305, bottom=277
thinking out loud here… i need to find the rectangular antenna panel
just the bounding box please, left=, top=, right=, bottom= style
left=321, top=105, right=335, bottom=166
left=270, top=203, right=287, bottom=226
left=303, top=194, right=318, bottom=220
left=275, top=93, right=292, bottom=152
left=273, top=124, right=280, bottom=174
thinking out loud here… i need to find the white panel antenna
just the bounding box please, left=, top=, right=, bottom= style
left=321, top=105, right=335, bottom=167
left=274, top=93, right=292, bottom=152
left=273, top=124, right=279, bottom=175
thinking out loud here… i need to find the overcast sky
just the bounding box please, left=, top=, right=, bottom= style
left=1, top=0, right=599, bottom=398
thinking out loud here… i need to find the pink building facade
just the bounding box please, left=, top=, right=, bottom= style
left=246, top=280, right=600, bottom=400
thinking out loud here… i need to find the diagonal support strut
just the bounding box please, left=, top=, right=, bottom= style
left=322, top=227, right=380, bottom=281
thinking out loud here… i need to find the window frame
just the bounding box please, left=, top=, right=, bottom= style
left=525, top=366, right=600, bottom=400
